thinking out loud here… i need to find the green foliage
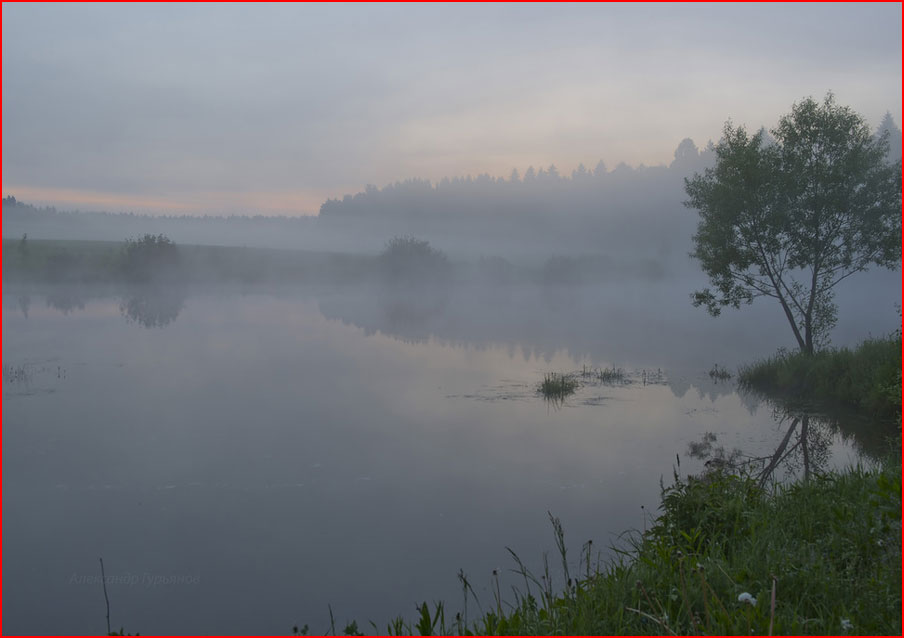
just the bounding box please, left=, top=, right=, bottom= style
left=290, top=442, right=899, bottom=636
left=365, top=460, right=900, bottom=635
left=120, top=234, right=182, bottom=283
left=685, top=93, right=901, bottom=354
left=653, top=473, right=763, bottom=554
left=538, top=372, right=578, bottom=404
left=739, top=331, right=902, bottom=421
left=414, top=601, right=445, bottom=636
left=110, top=455, right=904, bottom=635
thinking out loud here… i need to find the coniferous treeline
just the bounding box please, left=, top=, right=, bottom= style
left=320, top=138, right=714, bottom=223
left=3, top=116, right=899, bottom=260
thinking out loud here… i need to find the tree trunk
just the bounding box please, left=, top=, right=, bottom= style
left=776, top=293, right=808, bottom=353
left=758, top=417, right=800, bottom=488
left=803, top=260, right=820, bottom=355
left=803, top=318, right=814, bottom=355
left=759, top=250, right=808, bottom=353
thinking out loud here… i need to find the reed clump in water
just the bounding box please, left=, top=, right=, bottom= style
left=580, top=365, right=627, bottom=383
left=708, top=363, right=733, bottom=381
left=539, top=372, right=579, bottom=402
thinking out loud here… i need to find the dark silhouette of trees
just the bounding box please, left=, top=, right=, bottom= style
left=379, top=236, right=450, bottom=283
left=119, top=288, right=185, bottom=328
left=686, top=413, right=830, bottom=486
left=18, top=233, right=28, bottom=259
left=45, top=288, right=87, bottom=314
left=4, top=113, right=897, bottom=271
left=685, top=94, right=901, bottom=354
left=313, top=138, right=724, bottom=265
left=121, top=234, right=182, bottom=283
left=670, top=138, right=712, bottom=175
left=876, top=111, right=902, bottom=163
left=2, top=195, right=58, bottom=220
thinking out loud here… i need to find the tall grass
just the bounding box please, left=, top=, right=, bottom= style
left=359, top=456, right=900, bottom=636
left=596, top=367, right=626, bottom=383
left=116, top=455, right=903, bottom=636
left=538, top=373, right=578, bottom=403
left=580, top=365, right=626, bottom=383
left=738, top=332, right=901, bottom=421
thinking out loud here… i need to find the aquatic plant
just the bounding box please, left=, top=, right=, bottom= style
left=3, top=364, right=31, bottom=384
left=597, top=367, right=626, bottom=383
left=708, top=364, right=733, bottom=381
left=738, top=331, right=901, bottom=420
left=539, top=372, right=578, bottom=403
left=580, top=365, right=626, bottom=383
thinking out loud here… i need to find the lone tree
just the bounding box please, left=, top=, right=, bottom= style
left=121, top=233, right=182, bottom=283
left=380, top=235, right=451, bottom=283
left=685, top=93, right=901, bottom=354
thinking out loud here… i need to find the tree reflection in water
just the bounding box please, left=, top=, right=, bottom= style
left=45, top=288, right=87, bottom=315
left=688, top=398, right=894, bottom=487
left=119, top=286, right=185, bottom=328
left=17, top=293, right=30, bottom=318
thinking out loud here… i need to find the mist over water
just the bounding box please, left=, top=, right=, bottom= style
left=2, top=4, right=901, bottom=633
left=2, top=274, right=897, bottom=635
left=3, top=149, right=900, bottom=634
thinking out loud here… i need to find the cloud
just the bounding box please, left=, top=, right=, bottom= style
left=2, top=3, right=900, bottom=215
left=4, top=185, right=327, bottom=216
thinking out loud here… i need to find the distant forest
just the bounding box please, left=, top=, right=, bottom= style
left=321, top=138, right=713, bottom=221
left=316, top=138, right=719, bottom=263
left=4, top=116, right=900, bottom=264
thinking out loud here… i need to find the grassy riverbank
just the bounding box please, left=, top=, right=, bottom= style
left=345, top=340, right=903, bottom=635
left=94, top=330, right=900, bottom=635
left=106, top=423, right=903, bottom=636
left=354, top=452, right=899, bottom=636
left=737, top=333, right=902, bottom=421
left=106, top=423, right=904, bottom=636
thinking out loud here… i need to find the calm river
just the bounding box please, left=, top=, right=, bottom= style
left=2, top=280, right=897, bottom=635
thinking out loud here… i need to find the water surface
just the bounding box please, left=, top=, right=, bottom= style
left=2, top=282, right=892, bottom=635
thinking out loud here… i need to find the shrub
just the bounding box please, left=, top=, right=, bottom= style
left=120, top=234, right=182, bottom=283
left=738, top=332, right=902, bottom=420
left=379, top=236, right=450, bottom=283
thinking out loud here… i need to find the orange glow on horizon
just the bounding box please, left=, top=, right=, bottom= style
left=1, top=185, right=330, bottom=217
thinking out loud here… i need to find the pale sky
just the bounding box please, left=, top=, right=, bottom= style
left=2, top=2, right=901, bottom=216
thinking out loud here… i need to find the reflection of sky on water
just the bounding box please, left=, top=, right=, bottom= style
left=1, top=286, right=888, bottom=635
